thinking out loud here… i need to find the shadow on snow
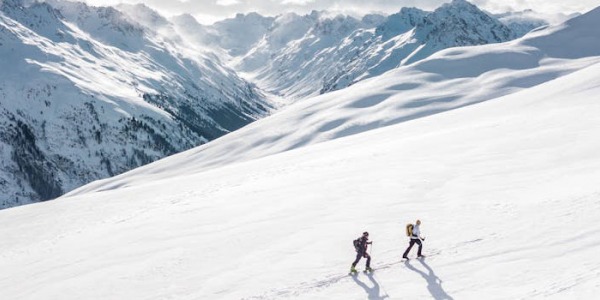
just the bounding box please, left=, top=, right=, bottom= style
left=352, top=272, right=390, bottom=300
left=404, top=258, right=453, bottom=300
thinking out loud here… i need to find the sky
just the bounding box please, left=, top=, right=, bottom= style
left=76, top=0, right=600, bottom=24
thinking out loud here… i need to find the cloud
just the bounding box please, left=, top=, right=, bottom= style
left=473, top=0, right=599, bottom=14
left=216, top=0, right=241, bottom=6
left=281, top=0, right=316, bottom=5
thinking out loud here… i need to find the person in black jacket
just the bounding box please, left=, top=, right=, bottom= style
left=351, top=231, right=373, bottom=273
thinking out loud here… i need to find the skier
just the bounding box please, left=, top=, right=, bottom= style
left=350, top=231, right=373, bottom=273
left=402, top=219, right=424, bottom=260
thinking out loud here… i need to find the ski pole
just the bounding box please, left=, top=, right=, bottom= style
left=370, top=241, right=373, bottom=256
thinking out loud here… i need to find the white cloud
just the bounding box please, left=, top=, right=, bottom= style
left=281, top=0, right=316, bottom=5
left=473, top=0, right=599, bottom=14
left=216, top=0, right=241, bottom=6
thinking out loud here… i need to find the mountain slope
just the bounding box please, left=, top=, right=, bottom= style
left=67, top=7, right=600, bottom=194
left=0, top=0, right=552, bottom=208
left=1, top=43, right=600, bottom=300
left=0, top=0, right=271, bottom=208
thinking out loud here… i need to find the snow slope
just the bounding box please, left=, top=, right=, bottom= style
left=1, top=7, right=600, bottom=300
left=1, top=47, right=600, bottom=300
left=68, top=7, right=600, bottom=193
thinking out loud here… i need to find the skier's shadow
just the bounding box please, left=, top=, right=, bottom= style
left=351, top=272, right=389, bottom=300
left=404, top=259, right=453, bottom=300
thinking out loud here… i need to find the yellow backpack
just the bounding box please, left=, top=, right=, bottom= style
left=406, top=224, right=414, bottom=237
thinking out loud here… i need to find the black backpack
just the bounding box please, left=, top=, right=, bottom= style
left=353, top=238, right=361, bottom=251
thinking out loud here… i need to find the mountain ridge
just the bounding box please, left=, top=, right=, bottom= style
left=66, top=7, right=600, bottom=197
left=0, top=0, right=272, bottom=208
left=218, top=0, right=548, bottom=99
left=0, top=0, right=571, bottom=208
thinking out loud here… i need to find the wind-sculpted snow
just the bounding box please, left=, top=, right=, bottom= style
left=0, top=0, right=271, bottom=208
left=521, top=7, right=600, bottom=59
left=2, top=46, right=600, bottom=299
left=67, top=8, right=600, bottom=194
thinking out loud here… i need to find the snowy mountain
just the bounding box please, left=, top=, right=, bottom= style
left=1, top=7, right=599, bottom=299
left=495, top=9, right=549, bottom=37
left=0, top=0, right=271, bottom=208
left=70, top=5, right=600, bottom=191
left=220, top=0, right=548, bottom=99
left=0, top=0, right=572, bottom=209
left=211, top=12, right=276, bottom=57
left=494, top=9, right=578, bottom=36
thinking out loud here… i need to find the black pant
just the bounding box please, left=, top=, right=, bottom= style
left=402, top=238, right=422, bottom=258
left=352, top=252, right=371, bottom=268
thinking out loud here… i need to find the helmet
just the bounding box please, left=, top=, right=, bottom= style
left=363, top=231, right=369, bottom=236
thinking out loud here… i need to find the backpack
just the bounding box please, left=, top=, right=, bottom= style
left=353, top=238, right=361, bottom=251
left=406, top=224, right=414, bottom=237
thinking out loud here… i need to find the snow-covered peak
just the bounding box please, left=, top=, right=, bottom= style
left=234, top=11, right=270, bottom=23
left=230, top=11, right=319, bottom=71
left=360, top=13, right=386, bottom=27
left=269, top=12, right=315, bottom=42
left=47, top=0, right=146, bottom=51
left=439, top=0, right=479, bottom=12
left=311, top=14, right=361, bottom=37
left=211, top=10, right=366, bottom=58
left=170, top=13, right=213, bottom=46
left=375, top=7, right=427, bottom=39
left=171, top=13, right=200, bottom=28
left=115, top=3, right=169, bottom=29
left=416, top=0, right=513, bottom=45
left=1, top=0, right=67, bottom=41
left=211, top=12, right=274, bottom=56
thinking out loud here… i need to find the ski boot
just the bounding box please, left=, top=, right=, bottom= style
left=350, top=266, right=358, bottom=274
left=364, top=267, right=373, bottom=273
